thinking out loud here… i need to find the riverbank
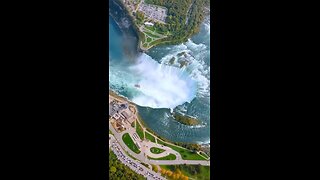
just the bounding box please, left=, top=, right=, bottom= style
left=109, top=0, right=141, bottom=55
left=114, top=0, right=209, bottom=51
left=109, top=89, right=210, bottom=158
left=109, top=0, right=210, bottom=148
left=109, top=0, right=146, bottom=52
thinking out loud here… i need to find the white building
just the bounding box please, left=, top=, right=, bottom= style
left=144, top=22, right=154, bottom=26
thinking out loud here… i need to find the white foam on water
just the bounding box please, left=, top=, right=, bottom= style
left=188, top=124, right=207, bottom=128
left=109, top=20, right=211, bottom=117
left=204, top=20, right=210, bottom=36
left=197, top=140, right=210, bottom=145
left=159, top=38, right=210, bottom=98
left=128, top=53, right=197, bottom=109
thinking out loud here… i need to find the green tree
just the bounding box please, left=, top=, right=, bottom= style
left=110, top=166, right=117, bottom=173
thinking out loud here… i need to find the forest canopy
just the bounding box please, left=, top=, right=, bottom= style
left=143, top=0, right=210, bottom=46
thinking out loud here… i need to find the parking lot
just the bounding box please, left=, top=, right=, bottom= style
left=138, top=1, right=167, bottom=23
left=111, top=141, right=165, bottom=180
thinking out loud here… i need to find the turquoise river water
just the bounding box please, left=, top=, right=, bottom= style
left=109, top=3, right=210, bottom=144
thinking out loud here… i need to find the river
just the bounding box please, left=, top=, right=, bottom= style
left=109, top=0, right=210, bottom=144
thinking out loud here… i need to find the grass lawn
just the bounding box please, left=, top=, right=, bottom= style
left=148, top=153, right=176, bottom=160
left=136, top=121, right=144, bottom=139
left=144, top=25, right=155, bottom=31
left=145, top=131, right=156, bottom=143
left=147, top=37, right=152, bottom=42
left=142, top=43, right=148, bottom=48
left=157, top=138, right=166, bottom=146
left=149, top=39, right=163, bottom=46
left=135, top=113, right=205, bottom=160
left=154, top=28, right=166, bottom=35
left=164, top=143, right=206, bottom=160
left=144, top=31, right=161, bottom=39
left=150, top=147, right=165, bottom=154
left=122, top=133, right=141, bottom=154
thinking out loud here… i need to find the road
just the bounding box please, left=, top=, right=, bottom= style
left=110, top=116, right=210, bottom=166
left=110, top=134, right=165, bottom=180
left=109, top=94, right=210, bottom=166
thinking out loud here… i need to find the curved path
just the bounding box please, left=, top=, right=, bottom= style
left=109, top=94, right=210, bottom=166
left=110, top=134, right=165, bottom=180
left=110, top=120, right=210, bottom=166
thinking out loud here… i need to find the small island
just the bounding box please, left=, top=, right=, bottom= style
left=172, top=112, right=201, bottom=126
left=119, top=0, right=210, bottom=51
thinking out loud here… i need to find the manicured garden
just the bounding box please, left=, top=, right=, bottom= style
left=136, top=121, right=144, bottom=139
left=144, top=31, right=161, bottom=39
left=144, top=25, right=155, bottom=31
left=122, top=133, right=141, bottom=154
left=156, top=138, right=166, bottom=146
left=170, top=145, right=206, bottom=160
left=150, top=147, right=165, bottom=154
left=134, top=110, right=207, bottom=160
left=147, top=37, right=152, bottom=42
left=148, top=153, right=176, bottom=160
left=162, top=143, right=206, bottom=160
left=145, top=131, right=156, bottom=143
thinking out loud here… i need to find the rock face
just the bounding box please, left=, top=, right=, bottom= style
left=172, top=112, right=201, bottom=126
left=110, top=0, right=140, bottom=58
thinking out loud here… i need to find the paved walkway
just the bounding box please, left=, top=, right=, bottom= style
left=110, top=134, right=165, bottom=180
left=143, top=140, right=182, bottom=160
left=109, top=93, right=210, bottom=166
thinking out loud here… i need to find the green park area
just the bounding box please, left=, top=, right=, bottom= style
left=136, top=121, right=144, bottom=139
left=153, top=132, right=208, bottom=160
left=150, top=147, right=165, bottom=154
left=144, top=25, right=155, bottom=31
left=144, top=31, right=161, bottom=39
left=145, top=131, right=156, bottom=143
left=157, top=138, right=166, bottom=146
left=147, top=37, right=152, bottom=42
left=131, top=0, right=209, bottom=50
left=148, top=153, right=176, bottom=160
left=167, top=144, right=206, bottom=160
left=156, top=141, right=206, bottom=160
left=122, top=133, right=141, bottom=154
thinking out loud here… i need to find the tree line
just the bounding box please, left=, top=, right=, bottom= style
left=144, top=0, right=209, bottom=46
left=109, top=150, right=145, bottom=180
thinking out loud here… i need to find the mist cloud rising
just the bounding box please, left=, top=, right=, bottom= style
left=129, top=53, right=197, bottom=110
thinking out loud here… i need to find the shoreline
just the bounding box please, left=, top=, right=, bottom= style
left=110, top=0, right=147, bottom=52
left=114, top=0, right=209, bottom=52
left=109, top=0, right=142, bottom=53
left=109, top=0, right=210, bottom=148
left=109, top=89, right=210, bottom=153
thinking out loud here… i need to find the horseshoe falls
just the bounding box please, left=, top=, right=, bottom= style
left=109, top=12, right=210, bottom=144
